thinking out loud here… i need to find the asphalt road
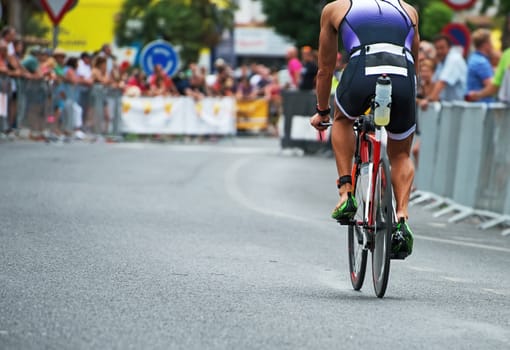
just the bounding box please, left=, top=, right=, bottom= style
left=1, top=138, right=509, bottom=350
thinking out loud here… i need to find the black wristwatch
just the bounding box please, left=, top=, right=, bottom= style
left=316, top=105, right=331, bottom=116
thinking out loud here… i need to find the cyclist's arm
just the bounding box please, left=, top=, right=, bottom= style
left=316, top=3, right=338, bottom=111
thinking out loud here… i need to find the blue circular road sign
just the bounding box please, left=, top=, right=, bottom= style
left=140, top=40, right=180, bottom=77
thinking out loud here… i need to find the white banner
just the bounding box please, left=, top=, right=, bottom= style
left=121, top=96, right=236, bottom=135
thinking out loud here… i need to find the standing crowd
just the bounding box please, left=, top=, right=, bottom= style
left=2, top=24, right=506, bottom=142
left=0, top=25, right=127, bottom=141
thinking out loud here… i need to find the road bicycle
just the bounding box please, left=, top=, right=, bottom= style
left=321, top=79, right=402, bottom=298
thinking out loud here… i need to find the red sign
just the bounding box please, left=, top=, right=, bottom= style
left=41, top=0, right=75, bottom=25
left=442, top=23, right=471, bottom=57
left=443, top=0, right=477, bottom=10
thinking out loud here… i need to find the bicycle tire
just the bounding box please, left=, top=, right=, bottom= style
left=371, top=156, right=393, bottom=298
left=348, top=167, right=368, bottom=291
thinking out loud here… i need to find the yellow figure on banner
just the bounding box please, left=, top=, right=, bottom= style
left=213, top=102, right=221, bottom=117
left=164, top=102, right=173, bottom=116
left=122, top=101, right=131, bottom=114
left=195, top=101, right=203, bottom=117
left=144, top=102, right=152, bottom=115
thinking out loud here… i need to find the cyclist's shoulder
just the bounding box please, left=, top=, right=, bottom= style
left=400, top=1, right=419, bottom=22
left=322, top=0, right=350, bottom=26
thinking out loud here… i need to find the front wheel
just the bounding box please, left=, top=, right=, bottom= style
left=348, top=166, right=368, bottom=291
left=372, top=156, right=394, bottom=298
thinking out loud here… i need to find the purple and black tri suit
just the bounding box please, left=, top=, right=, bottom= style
left=336, top=0, right=417, bottom=140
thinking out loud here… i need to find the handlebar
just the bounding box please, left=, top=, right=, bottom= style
left=319, top=121, right=333, bottom=127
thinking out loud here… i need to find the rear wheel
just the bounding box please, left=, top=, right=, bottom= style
left=372, top=156, right=393, bottom=298
left=348, top=166, right=368, bottom=291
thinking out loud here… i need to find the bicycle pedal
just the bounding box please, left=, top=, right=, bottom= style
left=336, top=218, right=354, bottom=225
left=390, top=251, right=409, bottom=260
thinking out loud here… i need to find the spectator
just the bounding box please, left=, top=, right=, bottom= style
left=48, top=49, right=68, bottom=139
left=467, top=33, right=510, bottom=102
left=21, top=46, right=41, bottom=77
left=99, top=43, right=114, bottom=75
left=53, top=48, right=67, bottom=79
left=264, top=68, right=282, bottom=136
left=148, top=64, right=178, bottom=96
left=125, top=68, right=147, bottom=96
left=39, top=48, right=55, bottom=78
left=1, top=27, right=22, bottom=135
left=251, top=64, right=271, bottom=97
left=90, top=55, right=111, bottom=133
left=186, top=65, right=208, bottom=99
left=109, top=57, right=125, bottom=90
left=299, top=45, right=318, bottom=91
left=1, top=27, right=20, bottom=73
left=210, top=59, right=234, bottom=96
left=235, top=63, right=250, bottom=86
left=418, top=40, right=436, bottom=63
left=286, top=46, right=302, bottom=89
left=416, top=59, right=436, bottom=110
left=466, top=28, right=495, bottom=103
left=0, top=41, right=8, bottom=73
left=236, top=75, right=256, bottom=100
left=413, top=58, right=436, bottom=177
left=63, top=57, right=85, bottom=139
left=77, top=52, right=92, bottom=82
left=426, top=34, right=467, bottom=104
left=490, top=49, right=501, bottom=71
left=76, top=52, right=93, bottom=125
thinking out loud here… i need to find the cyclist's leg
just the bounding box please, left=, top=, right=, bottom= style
left=331, top=106, right=356, bottom=210
left=387, top=134, right=415, bottom=255
left=386, top=134, right=415, bottom=220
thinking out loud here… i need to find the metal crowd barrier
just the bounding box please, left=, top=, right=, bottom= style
left=0, top=73, right=122, bottom=140
left=0, top=74, right=10, bottom=133
left=280, top=91, right=510, bottom=233
left=412, top=101, right=510, bottom=234
left=281, top=90, right=333, bottom=154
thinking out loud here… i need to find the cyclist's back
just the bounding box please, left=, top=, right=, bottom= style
left=311, top=0, right=419, bottom=257
left=337, top=0, right=416, bottom=140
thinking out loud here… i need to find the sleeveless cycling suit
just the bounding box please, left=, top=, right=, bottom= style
left=336, top=0, right=416, bottom=140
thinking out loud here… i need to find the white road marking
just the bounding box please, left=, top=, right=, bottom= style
left=405, top=265, right=438, bottom=273
left=225, top=158, right=510, bottom=254
left=483, top=288, right=510, bottom=296
left=415, top=234, right=510, bottom=254
left=440, top=276, right=472, bottom=283
left=225, top=158, right=327, bottom=226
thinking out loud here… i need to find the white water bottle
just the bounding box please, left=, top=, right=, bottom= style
left=374, top=75, right=392, bottom=126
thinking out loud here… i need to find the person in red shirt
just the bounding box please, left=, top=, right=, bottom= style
left=148, top=64, right=178, bottom=96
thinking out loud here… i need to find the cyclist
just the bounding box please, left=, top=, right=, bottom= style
left=310, top=0, right=420, bottom=256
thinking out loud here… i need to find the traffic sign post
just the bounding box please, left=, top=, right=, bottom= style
left=41, top=0, right=76, bottom=48
left=140, top=40, right=181, bottom=77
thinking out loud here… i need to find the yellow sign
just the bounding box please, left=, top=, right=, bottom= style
left=43, top=0, right=124, bottom=53
left=236, top=99, right=269, bottom=131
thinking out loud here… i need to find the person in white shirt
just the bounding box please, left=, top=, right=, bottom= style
left=77, top=52, right=92, bottom=80
left=76, top=52, right=93, bottom=137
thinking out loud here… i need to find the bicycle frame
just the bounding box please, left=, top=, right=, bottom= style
left=351, top=115, right=385, bottom=232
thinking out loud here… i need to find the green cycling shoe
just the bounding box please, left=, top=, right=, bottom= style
left=391, top=218, right=414, bottom=259
left=331, top=192, right=358, bottom=222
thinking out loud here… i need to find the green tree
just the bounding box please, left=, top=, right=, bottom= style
left=115, top=0, right=236, bottom=64
left=420, top=1, right=454, bottom=40
left=258, top=0, right=335, bottom=49
left=258, top=0, right=451, bottom=49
